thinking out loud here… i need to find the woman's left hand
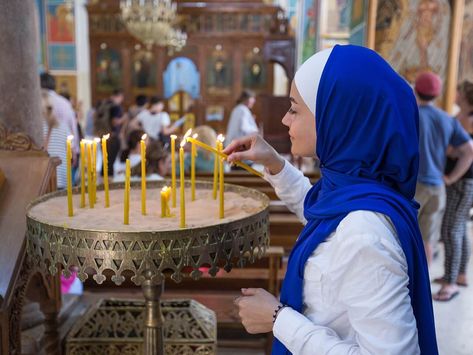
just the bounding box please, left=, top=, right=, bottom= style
left=234, top=288, right=280, bottom=334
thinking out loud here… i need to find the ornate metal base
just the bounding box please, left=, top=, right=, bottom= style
left=65, top=298, right=216, bottom=355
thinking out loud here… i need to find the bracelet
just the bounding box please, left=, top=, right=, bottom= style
left=272, top=303, right=288, bottom=323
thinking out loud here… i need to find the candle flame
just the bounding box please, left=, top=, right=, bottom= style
left=161, top=185, right=168, bottom=191
left=102, top=133, right=110, bottom=140
left=181, top=129, right=192, bottom=147
left=192, top=133, right=198, bottom=139
left=67, top=135, right=74, bottom=141
left=217, top=134, right=225, bottom=143
left=94, top=137, right=101, bottom=143
left=170, top=134, right=177, bottom=140
left=141, top=133, right=147, bottom=141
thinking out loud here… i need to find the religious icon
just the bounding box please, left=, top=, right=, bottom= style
left=243, top=50, right=266, bottom=89
left=132, top=50, right=156, bottom=89
left=459, top=3, right=473, bottom=83
left=96, top=48, right=122, bottom=93
left=47, top=3, right=75, bottom=43
left=207, top=49, right=232, bottom=95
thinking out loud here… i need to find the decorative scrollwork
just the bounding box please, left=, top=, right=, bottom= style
left=0, top=123, right=42, bottom=151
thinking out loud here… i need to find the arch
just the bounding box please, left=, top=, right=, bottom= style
left=163, top=57, right=200, bottom=99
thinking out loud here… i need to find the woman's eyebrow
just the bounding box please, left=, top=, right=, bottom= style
left=289, top=97, right=298, bottom=104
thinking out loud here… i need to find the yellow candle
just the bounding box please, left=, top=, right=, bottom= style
left=186, top=137, right=263, bottom=178
left=170, top=135, right=177, bottom=208
left=191, top=133, right=198, bottom=201
left=86, top=141, right=94, bottom=208
left=92, top=138, right=100, bottom=205
left=161, top=186, right=171, bottom=218
left=212, top=135, right=222, bottom=199
left=66, top=135, right=74, bottom=217
left=141, top=134, right=147, bottom=215
left=101, top=134, right=110, bottom=207
left=180, top=144, right=186, bottom=228
left=124, top=158, right=130, bottom=225
left=80, top=140, right=86, bottom=208
left=218, top=140, right=225, bottom=219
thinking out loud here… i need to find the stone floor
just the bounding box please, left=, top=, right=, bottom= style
left=218, top=239, right=473, bottom=355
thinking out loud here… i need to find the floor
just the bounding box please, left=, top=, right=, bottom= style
left=218, top=238, right=473, bottom=355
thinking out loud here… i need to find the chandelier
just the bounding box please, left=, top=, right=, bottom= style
left=120, top=0, right=187, bottom=50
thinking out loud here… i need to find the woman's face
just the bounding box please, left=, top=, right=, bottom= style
left=281, top=82, right=317, bottom=157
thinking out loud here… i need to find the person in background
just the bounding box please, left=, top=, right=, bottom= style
left=128, top=94, right=148, bottom=119
left=184, top=125, right=217, bottom=173
left=114, top=137, right=171, bottom=182
left=434, top=81, right=473, bottom=301
left=413, top=72, right=473, bottom=267
left=226, top=90, right=258, bottom=147
left=137, top=96, right=183, bottom=142
left=40, top=89, right=71, bottom=189
left=113, top=129, right=145, bottom=179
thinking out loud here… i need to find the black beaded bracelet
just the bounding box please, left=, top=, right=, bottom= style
left=273, top=303, right=288, bottom=323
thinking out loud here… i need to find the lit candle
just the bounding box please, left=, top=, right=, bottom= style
left=179, top=130, right=192, bottom=228
left=86, top=141, right=94, bottom=208
left=161, top=186, right=171, bottom=217
left=92, top=138, right=100, bottom=205
left=101, top=134, right=110, bottom=207
left=191, top=133, right=198, bottom=201
left=213, top=134, right=222, bottom=199
left=80, top=139, right=86, bottom=208
left=141, top=134, right=147, bottom=215
left=124, top=158, right=130, bottom=225
left=218, top=136, right=225, bottom=219
left=66, top=135, right=74, bottom=217
left=170, top=134, right=177, bottom=208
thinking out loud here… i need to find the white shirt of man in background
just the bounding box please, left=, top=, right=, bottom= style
left=226, top=98, right=258, bottom=146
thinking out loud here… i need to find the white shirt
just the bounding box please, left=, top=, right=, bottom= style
left=265, top=161, right=420, bottom=355
left=48, top=90, right=79, bottom=152
left=113, top=153, right=141, bottom=178
left=226, top=104, right=258, bottom=146
left=43, top=121, right=72, bottom=189
left=137, top=110, right=171, bottom=140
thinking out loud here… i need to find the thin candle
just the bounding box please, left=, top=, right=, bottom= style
left=86, top=141, right=94, bottom=208
left=161, top=186, right=171, bottom=217
left=102, top=134, right=110, bottom=207
left=92, top=138, right=100, bottom=205
left=170, top=135, right=177, bottom=208
left=179, top=129, right=192, bottom=228
left=186, top=137, right=263, bottom=178
left=213, top=134, right=222, bottom=199
left=66, top=135, right=74, bottom=217
left=124, top=158, right=130, bottom=225
left=141, top=134, right=147, bottom=215
left=80, top=139, right=86, bottom=208
left=218, top=137, right=225, bottom=219
left=191, top=133, right=198, bottom=201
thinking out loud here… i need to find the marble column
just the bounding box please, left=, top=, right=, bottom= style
left=0, top=0, right=43, bottom=147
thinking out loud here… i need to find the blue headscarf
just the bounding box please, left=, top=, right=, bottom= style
left=272, top=45, right=438, bottom=354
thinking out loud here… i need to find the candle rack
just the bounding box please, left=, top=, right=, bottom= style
left=26, top=180, right=270, bottom=355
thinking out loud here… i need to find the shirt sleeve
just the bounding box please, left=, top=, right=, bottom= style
left=450, top=118, right=471, bottom=147
left=264, top=160, right=312, bottom=224
left=240, top=109, right=259, bottom=135
left=161, top=112, right=171, bottom=127
left=273, top=232, right=420, bottom=355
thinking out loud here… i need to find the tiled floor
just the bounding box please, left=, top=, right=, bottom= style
left=218, top=238, right=473, bottom=355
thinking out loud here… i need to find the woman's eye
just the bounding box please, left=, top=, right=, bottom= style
left=288, top=107, right=296, bottom=114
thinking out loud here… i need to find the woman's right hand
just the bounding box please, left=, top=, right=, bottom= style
left=223, top=135, right=285, bottom=175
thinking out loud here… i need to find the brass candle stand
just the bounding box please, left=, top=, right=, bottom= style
left=26, top=180, right=270, bottom=355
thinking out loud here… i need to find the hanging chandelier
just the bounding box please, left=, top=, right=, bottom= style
left=120, top=0, right=187, bottom=50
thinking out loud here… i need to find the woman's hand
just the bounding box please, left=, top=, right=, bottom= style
left=223, top=135, right=285, bottom=175
left=234, top=288, right=280, bottom=334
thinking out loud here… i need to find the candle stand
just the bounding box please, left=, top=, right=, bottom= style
left=26, top=180, right=269, bottom=355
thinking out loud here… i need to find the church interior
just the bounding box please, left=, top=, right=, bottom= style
left=1, top=0, right=473, bottom=354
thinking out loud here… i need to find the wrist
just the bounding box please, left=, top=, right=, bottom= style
left=266, top=155, right=285, bottom=175
left=273, top=303, right=288, bottom=324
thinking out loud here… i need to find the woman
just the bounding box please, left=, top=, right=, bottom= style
left=113, top=129, right=145, bottom=179
left=435, top=81, right=473, bottom=301
left=225, top=45, right=437, bottom=354
left=226, top=90, right=258, bottom=147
